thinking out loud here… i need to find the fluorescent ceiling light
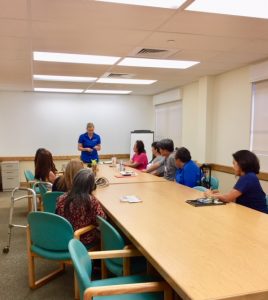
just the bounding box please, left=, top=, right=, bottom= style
left=33, top=52, right=121, bottom=65
left=85, top=89, right=132, bottom=94
left=185, top=0, right=268, bottom=19
left=34, top=88, right=83, bottom=93
left=33, top=75, right=97, bottom=82
left=97, top=78, right=156, bottom=84
left=96, top=0, right=187, bottom=9
left=118, top=58, right=199, bottom=69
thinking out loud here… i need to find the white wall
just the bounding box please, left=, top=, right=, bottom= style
left=0, top=91, right=154, bottom=156
left=212, top=66, right=252, bottom=164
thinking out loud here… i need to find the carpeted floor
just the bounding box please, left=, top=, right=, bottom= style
left=0, top=190, right=74, bottom=300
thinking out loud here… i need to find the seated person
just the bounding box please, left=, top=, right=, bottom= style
left=56, top=168, right=106, bottom=247
left=175, top=147, right=201, bottom=187
left=205, top=150, right=268, bottom=214
left=52, top=159, right=84, bottom=192
left=35, top=148, right=57, bottom=183
left=123, top=140, right=148, bottom=170
left=146, top=141, right=164, bottom=176
left=144, top=138, right=176, bottom=181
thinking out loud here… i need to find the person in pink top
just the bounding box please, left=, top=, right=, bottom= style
left=124, top=140, right=148, bottom=170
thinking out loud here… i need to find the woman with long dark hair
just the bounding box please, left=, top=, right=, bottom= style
left=124, top=140, right=148, bottom=170
left=34, top=149, right=57, bottom=183
left=56, top=168, right=106, bottom=247
left=205, top=150, right=267, bottom=213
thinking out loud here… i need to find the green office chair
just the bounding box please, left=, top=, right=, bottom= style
left=27, top=211, right=74, bottom=289
left=210, top=176, right=219, bottom=190
left=68, top=239, right=172, bottom=300
left=97, top=216, right=147, bottom=278
left=24, top=169, right=35, bottom=182
left=43, top=191, right=64, bottom=213
left=193, top=186, right=207, bottom=192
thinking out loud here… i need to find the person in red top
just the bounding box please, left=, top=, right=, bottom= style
left=124, top=140, right=148, bottom=170
left=56, top=168, right=106, bottom=248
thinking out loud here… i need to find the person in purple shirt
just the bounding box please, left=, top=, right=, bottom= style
left=205, top=150, right=267, bottom=213
left=124, top=140, right=148, bottom=170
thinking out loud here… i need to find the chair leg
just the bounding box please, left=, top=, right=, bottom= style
left=74, top=272, right=79, bottom=300
left=163, top=283, right=173, bottom=300
left=101, top=260, right=108, bottom=279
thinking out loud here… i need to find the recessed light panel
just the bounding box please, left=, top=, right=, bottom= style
left=33, top=75, right=97, bottom=82
left=118, top=57, right=199, bottom=69
left=34, top=88, right=83, bottom=93
left=97, top=78, right=156, bottom=84
left=85, top=89, right=132, bottom=94
left=33, top=52, right=121, bottom=65
left=186, top=0, right=268, bottom=19
left=96, top=0, right=187, bottom=9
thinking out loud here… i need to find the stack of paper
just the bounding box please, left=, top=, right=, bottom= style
left=120, top=195, right=142, bottom=203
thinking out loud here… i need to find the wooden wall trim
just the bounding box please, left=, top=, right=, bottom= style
left=0, top=154, right=130, bottom=162
left=211, top=163, right=268, bottom=181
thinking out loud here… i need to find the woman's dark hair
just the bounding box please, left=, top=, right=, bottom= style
left=151, top=141, right=160, bottom=154
left=34, top=148, right=46, bottom=166
left=175, top=147, right=191, bottom=163
left=135, top=140, right=146, bottom=154
left=232, top=150, right=260, bottom=174
left=158, top=139, right=174, bottom=153
left=64, top=168, right=96, bottom=218
left=35, top=149, right=57, bottom=181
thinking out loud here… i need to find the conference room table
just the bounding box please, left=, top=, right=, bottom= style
left=95, top=178, right=268, bottom=300
left=96, top=163, right=167, bottom=184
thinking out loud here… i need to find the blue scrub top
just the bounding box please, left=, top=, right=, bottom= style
left=78, top=132, right=101, bottom=163
left=234, top=172, right=268, bottom=213
left=175, top=160, right=201, bottom=188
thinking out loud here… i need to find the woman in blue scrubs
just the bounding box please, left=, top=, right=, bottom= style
left=78, top=122, right=101, bottom=164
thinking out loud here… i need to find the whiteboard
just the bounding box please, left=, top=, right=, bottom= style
left=130, top=131, right=154, bottom=162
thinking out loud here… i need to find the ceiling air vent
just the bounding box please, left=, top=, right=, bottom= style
left=102, top=72, right=135, bottom=79
left=129, top=47, right=179, bottom=59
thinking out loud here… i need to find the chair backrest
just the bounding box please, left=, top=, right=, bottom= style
left=68, top=239, right=92, bottom=299
left=28, top=211, right=74, bottom=251
left=24, top=170, right=35, bottom=182
left=97, top=216, right=125, bottom=270
left=193, top=186, right=207, bottom=192
left=210, top=176, right=219, bottom=190
left=43, top=191, right=64, bottom=213
left=38, top=182, right=53, bottom=197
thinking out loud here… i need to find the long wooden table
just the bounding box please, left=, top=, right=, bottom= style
left=96, top=164, right=167, bottom=184
left=95, top=180, right=268, bottom=300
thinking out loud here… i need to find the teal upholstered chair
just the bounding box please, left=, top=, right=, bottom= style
left=193, top=186, right=207, bottom=192
left=24, top=170, right=35, bottom=182
left=97, top=216, right=146, bottom=278
left=210, top=176, right=219, bottom=190
left=266, top=195, right=268, bottom=206
left=27, top=211, right=74, bottom=289
left=43, top=191, right=64, bottom=213
left=24, top=170, right=40, bottom=211
left=68, top=239, right=172, bottom=300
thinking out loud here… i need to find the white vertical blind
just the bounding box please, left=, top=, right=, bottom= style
left=251, top=80, right=268, bottom=171
left=155, top=100, right=182, bottom=148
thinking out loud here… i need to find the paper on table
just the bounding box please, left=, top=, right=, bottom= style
left=120, top=195, right=142, bottom=203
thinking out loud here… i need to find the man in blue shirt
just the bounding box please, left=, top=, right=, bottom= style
left=175, top=147, right=201, bottom=187
left=78, top=122, right=101, bottom=163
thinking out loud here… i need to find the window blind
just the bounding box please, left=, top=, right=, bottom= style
left=155, top=100, right=182, bottom=148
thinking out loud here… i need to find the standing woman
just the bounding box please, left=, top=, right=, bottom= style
left=205, top=150, right=268, bottom=213
left=124, top=140, right=148, bottom=170
left=78, top=122, right=101, bottom=164
left=35, top=149, right=57, bottom=183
